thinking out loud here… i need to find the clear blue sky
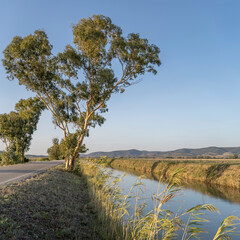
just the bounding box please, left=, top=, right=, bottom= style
left=1, top=0, right=240, bottom=155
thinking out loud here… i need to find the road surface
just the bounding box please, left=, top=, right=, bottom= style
left=0, top=160, right=64, bottom=186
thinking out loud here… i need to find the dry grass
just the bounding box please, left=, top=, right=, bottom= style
left=88, top=158, right=240, bottom=189
left=1, top=160, right=238, bottom=239
left=78, top=160, right=240, bottom=240
left=0, top=168, right=99, bottom=240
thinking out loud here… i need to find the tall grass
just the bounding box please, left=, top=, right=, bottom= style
left=76, top=160, right=240, bottom=240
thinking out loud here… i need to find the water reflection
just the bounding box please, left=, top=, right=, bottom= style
left=113, top=166, right=240, bottom=205
left=110, top=166, right=240, bottom=240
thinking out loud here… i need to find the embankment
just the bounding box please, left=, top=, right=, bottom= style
left=105, top=158, right=240, bottom=189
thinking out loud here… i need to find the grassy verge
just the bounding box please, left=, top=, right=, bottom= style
left=0, top=167, right=99, bottom=239
left=0, top=160, right=239, bottom=239
left=88, top=158, right=240, bottom=189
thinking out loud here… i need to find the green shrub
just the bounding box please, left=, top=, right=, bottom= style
left=36, top=157, right=49, bottom=161
left=0, top=149, right=20, bottom=165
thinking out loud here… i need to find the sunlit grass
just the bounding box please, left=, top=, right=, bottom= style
left=78, top=159, right=240, bottom=240
left=86, top=157, right=240, bottom=189
left=0, top=168, right=98, bottom=239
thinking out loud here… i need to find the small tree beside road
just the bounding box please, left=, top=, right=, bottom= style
left=47, top=138, right=63, bottom=160
left=0, top=97, right=45, bottom=164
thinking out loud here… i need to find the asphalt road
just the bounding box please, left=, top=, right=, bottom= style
left=0, top=160, right=64, bottom=186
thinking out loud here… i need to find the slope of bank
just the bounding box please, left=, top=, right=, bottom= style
left=0, top=168, right=100, bottom=239
left=100, top=158, right=240, bottom=189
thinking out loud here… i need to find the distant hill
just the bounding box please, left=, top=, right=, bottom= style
left=82, top=146, right=240, bottom=158
left=1, top=146, right=240, bottom=159
left=26, top=154, right=48, bottom=158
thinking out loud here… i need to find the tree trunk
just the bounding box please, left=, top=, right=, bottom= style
left=64, top=134, right=70, bottom=169
left=20, top=150, right=24, bottom=163
left=68, top=134, right=84, bottom=170
left=65, top=152, right=71, bottom=169
left=65, top=156, right=70, bottom=169
left=69, top=157, right=75, bottom=170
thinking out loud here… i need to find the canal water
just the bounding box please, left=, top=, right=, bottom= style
left=108, top=167, right=240, bottom=240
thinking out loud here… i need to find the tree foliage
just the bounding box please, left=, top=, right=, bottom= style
left=47, top=138, right=62, bottom=160
left=0, top=97, right=45, bottom=164
left=2, top=15, right=161, bottom=169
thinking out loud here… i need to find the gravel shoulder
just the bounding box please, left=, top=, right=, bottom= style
left=0, top=167, right=99, bottom=240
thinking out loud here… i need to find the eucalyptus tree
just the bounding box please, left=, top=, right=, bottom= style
left=0, top=97, right=45, bottom=163
left=14, top=97, right=45, bottom=162
left=2, top=15, right=161, bottom=169
left=0, top=112, right=21, bottom=163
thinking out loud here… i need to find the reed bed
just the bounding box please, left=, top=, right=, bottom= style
left=76, top=160, right=240, bottom=240
left=86, top=157, right=240, bottom=189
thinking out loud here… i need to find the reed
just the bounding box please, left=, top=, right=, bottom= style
left=76, top=160, right=240, bottom=240
left=87, top=157, right=240, bottom=189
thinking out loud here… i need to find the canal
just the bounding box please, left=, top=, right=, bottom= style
left=109, top=167, right=240, bottom=239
